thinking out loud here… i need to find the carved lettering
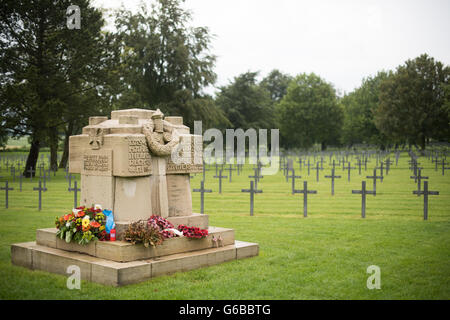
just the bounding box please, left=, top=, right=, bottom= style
left=126, top=137, right=151, bottom=174
left=81, top=149, right=112, bottom=176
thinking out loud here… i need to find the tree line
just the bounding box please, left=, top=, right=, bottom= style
left=1, top=0, right=449, bottom=176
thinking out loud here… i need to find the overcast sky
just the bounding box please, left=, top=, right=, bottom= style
left=93, top=0, right=450, bottom=96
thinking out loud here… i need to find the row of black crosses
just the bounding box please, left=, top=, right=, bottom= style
left=408, top=151, right=441, bottom=220
left=0, top=158, right=81, bottom=210
left=280, top=149, right=445, bottom=220
left=192, top=161, right=264, bottom=216
left=281, top=155, right=387, bottom=218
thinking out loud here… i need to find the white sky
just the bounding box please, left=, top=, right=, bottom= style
left=93, top=0, right=450, bottom=96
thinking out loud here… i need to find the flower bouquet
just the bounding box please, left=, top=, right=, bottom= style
left=55, top=206, right=108, bottom=245
left=123, top=215, right=209, bottom=247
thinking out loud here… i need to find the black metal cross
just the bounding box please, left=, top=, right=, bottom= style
left=18, top=173, right=23, bottom=192
left=293, top=181, right=317, bottom=217
left=312, top=162, right=322, bottom=182
left=325, top=168, right=341, bottom=195
left=214, top=170, right=227, bottom=194
left=27, top=167, right=35, bottom=182
left=241, top=181, right=262, bottom=216
left=285, top=159, right=294, bottom=182
left=68, top=180, right=81, bottom=209
left=343, top=162, right=356, bottom=182
left=413, top=181, right=439, bottom=220
left=202, top=162, right=211, bottom=181
left=410, top=168, right=428, bottom=196
left=33, top=180, right=47, bottom=211
left=352, top=181, right=376, bottom=218
left=408, top=160, right=422, bottom=182
left=319, top=157, right=326, bottom=170
left=193, top=180, right=212, bottom=214
left=288, top=169, right=302, bottom=195
left=0, top=181, right=14, bottom=209
left=10, top=166, right=16, bottom=182
left=366, top=168, right=382, bottom=195
left=296, top=157, right=304, bottom=172
left=225, top=164, right=236, bottom=182
left=439, top=158, right=449, bottom=176
left=356, top=158, right=362, bottom=175
left=432, top=156, right=440, bottom=172
left=383, top=158, right=394, bottom=175
left=68, top=174, right=74, bottom=189
left=248, top=167, right=263, bottom=190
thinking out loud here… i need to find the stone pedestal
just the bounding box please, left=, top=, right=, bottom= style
left=10, top=108, right=259, bottom=286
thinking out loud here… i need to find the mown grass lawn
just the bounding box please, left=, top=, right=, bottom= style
left=0, top=151, right=449, bottom=299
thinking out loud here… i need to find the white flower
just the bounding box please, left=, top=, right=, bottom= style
left=72, top=209, right=81, bottom=217
left=94, top=204, right=102, bottom=210
left=165, top=228, right=183, bottom=237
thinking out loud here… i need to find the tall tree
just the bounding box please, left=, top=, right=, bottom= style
left=114, top=0, right=222, bottom=128
left=260, top=69, right=293, bottom=103
left=0, top=0, right=118, bottom=174
left=374, top=54, right=450, bottom=150
left=340, top=71, right=390, bottom=148
left=277, top=73, right=343, bottom=150
left=216, top=71, right=275, bottom=129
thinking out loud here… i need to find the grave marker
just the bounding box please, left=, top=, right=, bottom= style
left=413, top=181, right=439, bottom=220
left=225, top=164, right=236, bottom=182
left=366, top=169, right=382, bottom=195
left=288, top=169, right=302, bottom=195
left=410, top=169, right=428, bottom=196
left=293, top=181, right=317, bottom=217
left=0, top=181, right=14, bottom=209
left=352, top=181, right=376, bottom=218
left=213, top=170, right=227, bottom=194
left=241, top=181, right=262, bottom=216
left=343, top=162, right=356, bottom=182
left=193, top=180, right=212, bottom=214
left=68, top=180, right=81, bottom=209
left=33, top=180, right=47, bottom=211
left=325, top=168, right=341, bottom=195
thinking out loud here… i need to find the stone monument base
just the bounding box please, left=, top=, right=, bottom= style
left=11, top=218, right=259, bottom=286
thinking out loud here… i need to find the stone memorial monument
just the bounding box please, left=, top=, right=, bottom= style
left=11, top=108, right=259, bottom=286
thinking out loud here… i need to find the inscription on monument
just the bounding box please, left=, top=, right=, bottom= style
left=127, top=137, right=151, bottom=174
left=84, top=154, right=109, bottom=171
left=81, top=149, right=113, bottom=176
left=166, top=135, right=202, bottom=174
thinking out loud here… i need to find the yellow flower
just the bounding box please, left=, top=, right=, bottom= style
left=99, top=226, right=105, bottom=231
left=82, top=216, right=90, bottom=228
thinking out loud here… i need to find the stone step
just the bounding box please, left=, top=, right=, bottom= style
left=115, top=213, right=209, bottom=237
left=11, top=240, right=259, bottom=286
left=36, top=226, right=235, bottom=262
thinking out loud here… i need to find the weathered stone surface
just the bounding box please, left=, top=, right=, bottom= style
left=80, top=175, right=115, bottom=210
left=150, top=244, right=236, bottom=278
left=167, top=174, right=192, bottom=216
left=68, top=135, right=89, bottom=174
left=91, top=259, right=151, bottom=287
left=89, top=116, right=108, bottom=126
left=149, top=156, right=169, bottom=217
left=11, top=242, right=34, bottom=269
left=36, top=228, right=57, bottom=248
left=114, top=176, right=152, bottom=222
left=31, top=244, right=94, bottom=281
left=235, top=240, right=259, bottom=259
left=11, top=240, right=258, bottom=286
